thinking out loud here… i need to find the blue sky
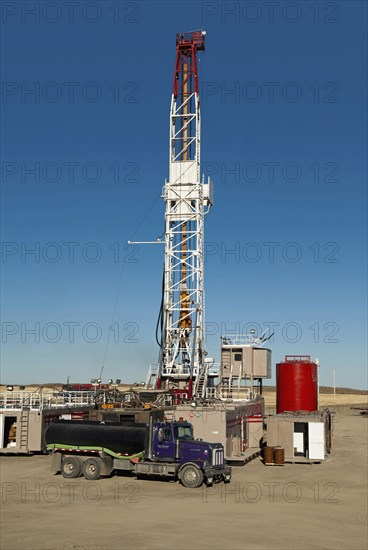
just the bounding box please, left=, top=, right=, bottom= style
left=1, top=1, right=367, bottom=388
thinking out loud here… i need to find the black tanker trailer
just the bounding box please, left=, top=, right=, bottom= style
left=46, top=420, right=147, bottom=455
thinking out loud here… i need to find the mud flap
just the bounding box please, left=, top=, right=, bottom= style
left=100, top=455, right=113, bottom=476
left=50, top=452, right=62, bottom=474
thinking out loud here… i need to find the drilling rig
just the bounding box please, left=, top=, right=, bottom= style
left=134, top=33, right=272, bottom=460
left=147, top=31, right=214, bottom=401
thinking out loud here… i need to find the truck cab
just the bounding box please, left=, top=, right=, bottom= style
left=152, top=421, right=193, bottom=460
left=149, top=421, right=229, bottom=487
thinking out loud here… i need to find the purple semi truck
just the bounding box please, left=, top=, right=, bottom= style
left=46, top=419, right=231, bottom=488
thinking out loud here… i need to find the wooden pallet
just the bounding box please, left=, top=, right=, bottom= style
left=229, top=448, right=261, bottom=465
left=286, top=459, right=322, bottom=464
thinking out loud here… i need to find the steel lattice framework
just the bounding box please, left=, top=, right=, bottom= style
left=156, top=31, right=213, bottom=398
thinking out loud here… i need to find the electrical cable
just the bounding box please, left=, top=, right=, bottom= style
left=155, top=267, right=165, bottom=348
left=99, top=191, right=163, bottom=379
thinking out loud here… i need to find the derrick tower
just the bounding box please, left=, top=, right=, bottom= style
left=156, top=31, right=213, bottom=399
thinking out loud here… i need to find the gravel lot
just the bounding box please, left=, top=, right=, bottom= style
left=1, top=406, right=367, bottom=550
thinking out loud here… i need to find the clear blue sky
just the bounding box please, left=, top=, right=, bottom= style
left=1, top=1, right=367, bottom=388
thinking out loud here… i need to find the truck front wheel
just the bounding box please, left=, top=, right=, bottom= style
left=61, top=456, right=82, bottom=479
left=82, top=458, right=101, bottom=480
left=180, top=465, right=203, bottom=488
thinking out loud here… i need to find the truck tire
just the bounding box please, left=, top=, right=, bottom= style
left=180, top=464, right=203, bottom=488
left=61, top=456, right=82, bottom=479
left=82, top=458, right=101, bottom=480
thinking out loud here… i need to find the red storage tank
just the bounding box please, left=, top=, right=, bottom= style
left=276, top=356, right=318, bottom=413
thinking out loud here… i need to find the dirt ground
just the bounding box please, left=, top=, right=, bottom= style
left=0, top=406, right=367, bottom=550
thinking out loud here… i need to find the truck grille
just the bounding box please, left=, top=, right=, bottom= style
left=211, top=447, right=224, bottom=466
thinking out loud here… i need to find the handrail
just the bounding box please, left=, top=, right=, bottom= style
left=0, top=391, right=95, bottom=411
left=284, top=355, right=311, bottom=362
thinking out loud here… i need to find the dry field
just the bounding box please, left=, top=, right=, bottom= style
left=0, top=406, right=367, bottom=550
left=262, top=391, right=368, bottom=408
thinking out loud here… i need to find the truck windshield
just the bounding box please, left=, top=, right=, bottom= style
left=174, top=425, right=193, bottom=440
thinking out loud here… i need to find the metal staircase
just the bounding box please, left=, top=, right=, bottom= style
left=194, top=365, right=208, bottom=399
left=19, top=410, right=29, bottom=450
left=145, top=364, right=158, bottom=389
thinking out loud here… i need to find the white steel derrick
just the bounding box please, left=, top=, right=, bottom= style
left=159, top=85, right=212, bottom=388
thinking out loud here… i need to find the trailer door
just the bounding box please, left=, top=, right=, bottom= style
left=308, top=422, right=324, bottom=460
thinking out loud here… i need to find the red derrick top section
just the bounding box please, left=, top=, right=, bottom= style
left=176, top=31, right=206, bottom=50
left=172, top=31, right=206, bottom=98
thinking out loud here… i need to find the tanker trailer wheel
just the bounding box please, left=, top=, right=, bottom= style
left=180, top=465, right=203, bottom=488
left=61, top=456, right=82, bottom=479
left=82, top=458, right=101, bottom=480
